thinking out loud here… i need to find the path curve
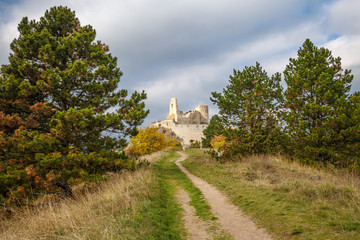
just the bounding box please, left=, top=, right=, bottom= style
left=176, top=151, right=272, bottom=240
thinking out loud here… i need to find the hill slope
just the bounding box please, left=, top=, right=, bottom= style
left=183, top=149, right=360, bottom=239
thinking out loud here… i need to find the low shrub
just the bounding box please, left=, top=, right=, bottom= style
left=127, top=127, right=181, bottom=156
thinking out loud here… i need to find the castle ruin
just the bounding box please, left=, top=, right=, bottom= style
left=152, top=98, right=209, bottom=147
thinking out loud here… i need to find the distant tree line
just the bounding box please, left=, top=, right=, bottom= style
left=204, top=39, right=360, bottom=169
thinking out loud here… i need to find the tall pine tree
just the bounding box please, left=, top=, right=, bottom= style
left=211, top=62, right=282, bottom=156
left=283, top=39, right=353, bottom=164
left=0, top=6, right=148, bottom=204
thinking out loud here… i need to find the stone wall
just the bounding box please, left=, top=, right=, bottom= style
left=155, top=98, right=209, bottom=147
left=152, top=120, right=207, bottom=147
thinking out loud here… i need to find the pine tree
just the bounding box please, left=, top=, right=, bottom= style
left=211, top=62, right=282, bottom=156
left=0, top=6, right=148, bottom=204
left=324, top=91, right=360, bottom=168
left=283, top=39, right=353, bottom=164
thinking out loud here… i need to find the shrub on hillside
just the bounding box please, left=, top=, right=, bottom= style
left=210, top=135, right=226, bottom=151
left=189, top=140, right=201, bottom=149
left=206, top=135, right=226, bottom=161
left=202, top=114, right=224, bottom=148
left=127, top=127, right=181, bottom=156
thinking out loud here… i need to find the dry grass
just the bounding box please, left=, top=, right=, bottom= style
left=137, top=148, right=183, bottom=163
left=183, top=149, right=360, bottom=239
left=138, top=149, right=167, bottom=163
left=231, top=154, right=360, bottom=206
left=0, top=168, right=153, bottom=240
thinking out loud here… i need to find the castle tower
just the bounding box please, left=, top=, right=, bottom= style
left=195, top=105, right=209, bottom=123
left=166, top=97, right=180, bottom=122
left=152, top=98, right=210, bottom=147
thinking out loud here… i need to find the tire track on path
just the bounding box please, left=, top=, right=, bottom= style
left=176, top=188, right=210, bottom=240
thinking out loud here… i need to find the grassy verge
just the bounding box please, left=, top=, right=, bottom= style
left=0, top=152, right=186, bottom=240
left=183, top=149, right=360, bottom=240
left=143, top=151, right=186, bottom=239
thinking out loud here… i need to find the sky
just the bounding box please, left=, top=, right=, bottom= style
left=0, top=0, right=359, bottom=126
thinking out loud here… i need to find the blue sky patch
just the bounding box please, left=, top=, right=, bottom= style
left=328, top=34, right=341, bottom=41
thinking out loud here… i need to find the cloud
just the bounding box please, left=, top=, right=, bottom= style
left=325, top=35, right=360, bottom=67
left=139, top=28, right=312, bottom=124
left=0, top=0, right=359, bottom=125
left=324, top=0, right=360, bottom=34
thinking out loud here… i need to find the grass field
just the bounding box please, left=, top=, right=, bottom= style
left=3, top=149, right=358, bottom=239
left=0, top=152, right=186, bottom=240
left=0, top=151, right=230, bottom=240
left=182, top=149, right=360, bottom=240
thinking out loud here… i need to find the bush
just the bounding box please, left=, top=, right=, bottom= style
left=202, top=115, right=224, bottom=148
left=210, top=135, right=226, bottom=151
left=0, top=149, right=130, bottom=205
left=189, top=140, right=201, bottom=149
left=127, top=127, right=181, bottom=156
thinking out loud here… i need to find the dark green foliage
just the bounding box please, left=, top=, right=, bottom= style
left=189, top=140, right=201, bottom=149
left=208, top=39, right=359, bottom=168
left=0, top=6, right=148, bottom=205
left=322, top=92, right=360, bottom=168
left=202, top=114, right=224, bottom=148
left=283, top=39, right=355, bottom=165
left=211, top=62, right=283, bottom=157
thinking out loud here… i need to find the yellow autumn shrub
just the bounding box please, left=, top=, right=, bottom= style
left=127, top=127, right=180, bottom=156
left=210, top=135, right=226, bottom=150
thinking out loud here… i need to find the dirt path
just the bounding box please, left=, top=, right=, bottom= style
left=176, top=188, right=210, bottom=240
left=176, top=151, right=272, bottom=240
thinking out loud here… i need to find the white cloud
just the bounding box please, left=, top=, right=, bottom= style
left=324, top=0, right=360, bottom=34
left=325, top=35, right=360, bottom=67
left=322, top=0, right=360, bottom=91
left=0, top=0, right=359, bottom=124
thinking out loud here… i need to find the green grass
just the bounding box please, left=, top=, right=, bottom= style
left=121, top=150, right=218, bottom=239
left=154, top=151, right=215, bottom=221
left=129, top=151, right=186, bottom=239
left=0, top=150, right=232, bottom=239
left=0, top=153, right=187, bottom=240
left=182, top=149, right=360, bottom=240
left=153, top=151, right=232, bottom=240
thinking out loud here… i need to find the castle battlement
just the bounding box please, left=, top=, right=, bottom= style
left=166, top=97, right=208, bottom=124
left=152, top=98, right=209, bottom=147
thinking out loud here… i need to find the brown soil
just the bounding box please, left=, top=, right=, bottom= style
left=176, top=151, right=273, bottom=240
left=176, top=188, right=210, bottom=240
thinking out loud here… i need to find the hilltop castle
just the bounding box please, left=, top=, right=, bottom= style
left=152, top=98, right=209, bottom=147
